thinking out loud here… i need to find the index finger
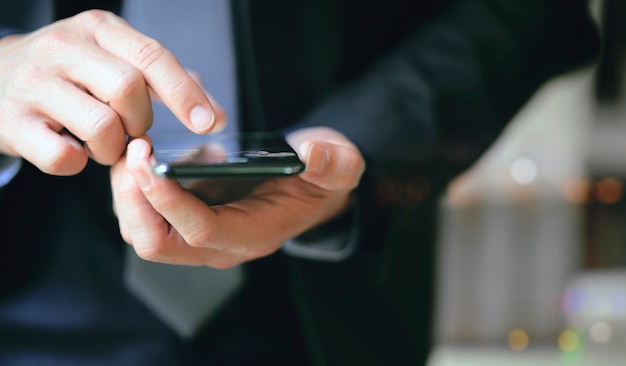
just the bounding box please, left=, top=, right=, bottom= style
left=86, top=11, right=219, bottom=133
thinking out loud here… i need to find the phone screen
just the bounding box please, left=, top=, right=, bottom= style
left=151, top=131, right=305, bottom=178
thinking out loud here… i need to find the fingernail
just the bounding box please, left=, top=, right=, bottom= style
left=61, top=134, right=83, bottom=151
left=126, top=141, right=143, bottom=161
left=127, top=144, right=152, bottom=191
left=190, top=105, right=215, bottom=132
left=304, top=144, right=329, bottom=174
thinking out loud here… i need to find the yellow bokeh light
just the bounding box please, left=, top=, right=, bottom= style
left=558, top=330, right=580, bottom=353
left=508, top=329, right=530, bottom=351
left=562, top=178, right=590, bottom=204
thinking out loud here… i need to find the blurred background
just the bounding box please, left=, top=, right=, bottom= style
left=428, top=0, right=626, bottom=364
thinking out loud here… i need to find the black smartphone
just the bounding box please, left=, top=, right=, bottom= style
left=151, top=131, right=305, bottom=179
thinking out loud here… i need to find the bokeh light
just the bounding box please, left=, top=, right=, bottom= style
left=507, top=329, right=530, bottom=351
left=558, top=330, right=581, bottom=353
left=589, top=321, right=612, bottom=344
left=595, top=178, right=623, bottom=204
left=510, top=157, right=538, bottom=185
left=562, top=178, right=591, bottom=204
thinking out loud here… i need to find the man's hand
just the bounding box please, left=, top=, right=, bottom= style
left=0, top=10, right=221, bottom=175
left=110, top=127, right=365, bottom=268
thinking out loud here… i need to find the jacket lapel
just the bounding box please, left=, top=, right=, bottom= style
left=230, top=0, right=267, bottom=131
left=54, top=0, right=121, bottom=19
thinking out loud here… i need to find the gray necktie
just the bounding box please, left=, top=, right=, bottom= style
left=122, top=0, right=244, bottom=338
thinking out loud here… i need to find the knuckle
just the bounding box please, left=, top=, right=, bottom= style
left=114, top=170, right=137, bottom=198
left=39, top=144, right=83, bottom=175
left=41, top=148, right=68, bottom=173
left=135, top=244, right=166, bottom=263
left=185, top=229, right=217, bottom=249
left=87, top=106, right=119, bottom=141
left=30, top=29, right=73, bottom=54
left=11, top=63, right=46, bottom=89
left=162, top=77, right=191, bottom=103
left=155, top=196, right=184, bottom=215
left=111, top=68, right=144, bottom=100
left=120, top=229, right=133, bottom=245
left=74, top=9, right=112, bottom=23
left=130, top=38, right=167, bottom=71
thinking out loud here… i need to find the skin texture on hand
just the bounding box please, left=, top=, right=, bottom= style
left=110, top=127, right=366, bottom=268
left=0, top=10, right=221, bottom=175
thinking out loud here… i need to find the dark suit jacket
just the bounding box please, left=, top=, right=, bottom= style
left=0, top=0, right=598, bottom=365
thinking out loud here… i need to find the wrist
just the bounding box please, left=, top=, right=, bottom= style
left=281, top=194, right=360, bottom=262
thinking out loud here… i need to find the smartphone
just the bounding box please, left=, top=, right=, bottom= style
left=151, top=131, right=305, bottom=179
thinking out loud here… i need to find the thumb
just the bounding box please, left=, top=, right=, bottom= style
left=297, top=141, right=365, bottom=192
